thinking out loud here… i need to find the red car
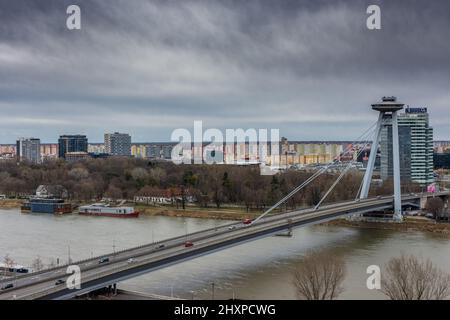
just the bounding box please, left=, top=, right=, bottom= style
left=184, top=241, right=194, bottom=248
left=242, top=218, right=252, bottom=225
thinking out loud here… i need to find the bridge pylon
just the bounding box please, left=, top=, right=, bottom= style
left=360, top=96, right=404, bottom=221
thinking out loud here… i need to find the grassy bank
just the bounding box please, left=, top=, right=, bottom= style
left=136, top=204, right=260, bottom=221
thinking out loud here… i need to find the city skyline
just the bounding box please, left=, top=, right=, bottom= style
left=1, top=1, right=450, bottom=143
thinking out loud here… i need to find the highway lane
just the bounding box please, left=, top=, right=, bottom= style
left=0, top=193, right=439, bottom=300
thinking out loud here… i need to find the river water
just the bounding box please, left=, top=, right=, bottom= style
left=1, top=208, right=450, bottom=300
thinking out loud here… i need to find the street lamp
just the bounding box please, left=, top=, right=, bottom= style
left=67, top=245, right=72, bottom=264
left=211, top=282, right=215, bottom=300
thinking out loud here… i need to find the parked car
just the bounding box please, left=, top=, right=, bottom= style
left=184, top=241, right=194, bottom=248
left=228, top=225, right=236, bottom=230
left=157, top=244, right=165, bottom=249
left=127, top=258, right=136, bottom=264
left=242, top=218, right=252, bottom=225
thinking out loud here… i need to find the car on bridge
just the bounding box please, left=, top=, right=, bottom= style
left=98, top=257, right=110, bottom=264
left=1, top=283, right=14, bottom=290
left=184, top=241, right=194, bottom=248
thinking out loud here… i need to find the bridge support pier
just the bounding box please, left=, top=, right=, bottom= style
left=360, top=97, right=404, bottom=221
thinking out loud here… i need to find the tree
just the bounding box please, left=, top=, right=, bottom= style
left=426, top=197, right=444, bottom=220
left=293, top=250, right=346, bottom=300
left=68, top=167, right=89, bottom=181
left=130, top=167, right=149, bottom=189
left=105, top=185, right=123, bottom=201
left=3, top=254, right=15, bottom=277
left=31, top=256, right=45, bottom=272
left=3, top=254, right=15, bottom=268
left=382, top=254, right=450, bottom=300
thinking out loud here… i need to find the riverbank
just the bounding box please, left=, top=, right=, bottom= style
left=323, top=217, right=450, bottom=234
left=3, top=200, right=449, bottom=235
left=136, top=204, right=259, bottom=221
left=0, top=199, right=23, bottom=209
left=138, top=205, right=450, bottom=234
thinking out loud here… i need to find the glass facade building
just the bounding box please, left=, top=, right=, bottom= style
left=58, top=135, right=88, bottom=159
left=16, top=138, right=41, bottom=164
left=380, top=107, right=434, bottom=186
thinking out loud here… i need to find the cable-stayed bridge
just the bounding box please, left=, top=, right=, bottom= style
left=1, top=96, right=446, bottom=300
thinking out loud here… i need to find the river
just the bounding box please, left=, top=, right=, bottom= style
left=1, top=208, right=450, bottom=300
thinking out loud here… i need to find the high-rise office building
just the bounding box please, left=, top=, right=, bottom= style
left=399, top=107, right=434, bottom=185
left=104, top=132, right=131, bottom=156
left=16, top=138, right=41, bottom=164
left=58, top=135, right=88, bottom=159
left=380, top=107, right=434, bottom=185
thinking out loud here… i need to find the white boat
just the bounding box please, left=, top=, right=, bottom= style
left=78, top=203, right=139, bottom=218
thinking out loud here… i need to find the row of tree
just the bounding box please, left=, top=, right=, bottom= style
left=293, top=251, right=450, bottom=300
left=0, top=157, right=422, bottom=210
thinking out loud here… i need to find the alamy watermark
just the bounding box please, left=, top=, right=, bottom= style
left=367, top=5, right=381, bottom=30
left=65, top=4, right=381, bottom=31
left=66, top=5, right=81, bottom=30
left=66, top=265, right=81, bottom=290
left=171, top=121, right=280, bottom=175
left=366, top=264, right=381, bottom=290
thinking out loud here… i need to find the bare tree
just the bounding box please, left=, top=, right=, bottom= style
left=47, top=258, right=57, bottom=269
left=3, top=254, right=15, bottom=277
left=293, top=250, right=346, bottom=300
left=426, top=197, right=444, bottom=220
left=31, top=256, right=44, bottom=272
left=3, top=254, right=15, bottom=268
left=382, top=254, right=450, bottom=300
left=105, top=185, right=123, bottom=201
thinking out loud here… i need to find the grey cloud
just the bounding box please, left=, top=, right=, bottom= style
left=0, top=0, right=449, bottom=142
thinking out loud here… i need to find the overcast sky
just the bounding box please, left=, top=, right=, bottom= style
left=0, top=0, right=449, bottom=143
